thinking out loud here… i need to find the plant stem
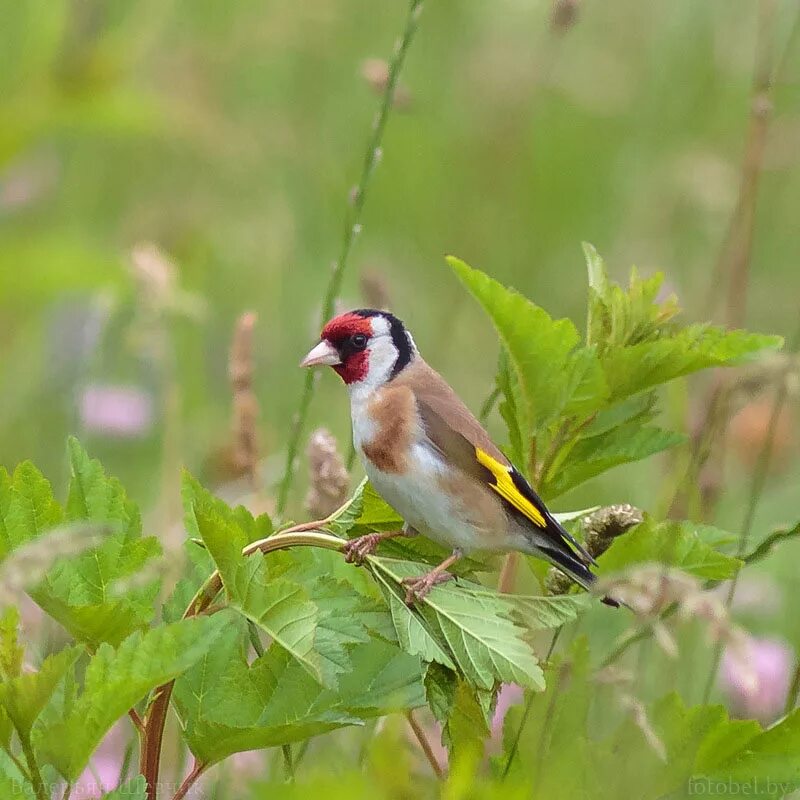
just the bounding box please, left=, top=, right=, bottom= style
left=701, top=321, right=800, bottom=704
left=19, top=735, right=47, bottom=800
left=7, top=750, right=31, bottom=782
left=128, top=708, right=144, bottom=733
left=681, top=0, right=798, bottom=520
left=172, top=758, right=206, bottom=800
left=276, top=0, right=425, bottom=515
left=406, top=710, right=444, bottom=780
left=281, top=744, right=295, bottom=781
left=141, top=524, right=344, bottom=800
left=785, top=662, right=800, bottom=717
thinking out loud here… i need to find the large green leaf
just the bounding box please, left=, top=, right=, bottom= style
left=541, top=424, right=685, bottom=499
left=591, top=694, right=762, bottom=800
left=34, top=616, right=228, bottom=781
left=191, top=485, right=348, bottom=687
left=173, top=612, right=424, bottom=765
left=425, top=663, right=493, bottom=759
left=601, top=325, right=782, bottom=402
left=598, top=517, right=742, bottom=580
left=6, top=440, right=163, bottom=647
left=447, top=255, right=608, bottom=446
left=698, top=709, right=800, bottom=796
left=370, top=558, right=544, bottom=691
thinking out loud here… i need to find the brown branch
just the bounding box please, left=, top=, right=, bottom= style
left=405, top=710, right=444, bottom=780
left=140, top=523, right=344, bottom=800
left=128, top=708, right=144, bottom=734
left=172, top=758, right=206, bottom=800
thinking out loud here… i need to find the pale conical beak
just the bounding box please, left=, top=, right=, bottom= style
left=300, top=340, right=341, bottom=368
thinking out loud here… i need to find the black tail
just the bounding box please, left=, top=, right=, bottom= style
left=535, top=533, right=620, bottom=608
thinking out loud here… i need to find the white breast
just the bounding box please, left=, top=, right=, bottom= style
left=349, top=389, right=487, bottom=552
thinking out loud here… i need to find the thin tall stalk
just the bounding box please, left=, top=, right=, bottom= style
left=677, top=0, right=800, bottom=519
left=700, top=320, right=800, bottom=704
left=276, top=0, right=425, bottom=515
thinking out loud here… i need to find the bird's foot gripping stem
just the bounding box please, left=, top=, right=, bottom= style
left=401, top=549, right=462, bottom=605
left=343, top=530, right=405, bottom=565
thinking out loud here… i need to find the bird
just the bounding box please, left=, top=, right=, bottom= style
left=300, top=308, right=603, bottom=605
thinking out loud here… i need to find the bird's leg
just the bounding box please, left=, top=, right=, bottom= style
left=402, top=549, right=462, bottom=606
left=343, top=524, right=416, bottom=565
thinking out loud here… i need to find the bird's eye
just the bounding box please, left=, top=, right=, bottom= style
left=351, top=333, right=368, bottom=350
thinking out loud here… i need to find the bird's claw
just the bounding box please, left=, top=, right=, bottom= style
left=343, top=533, right=382, bottom=565
left=402, top=571, right=454, bottom=605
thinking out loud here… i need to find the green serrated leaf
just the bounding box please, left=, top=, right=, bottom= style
left=345, top=482, right=403, bottom=536
left=0, top=607, right=23, bottom=681
left=174, top=614, right=424, bottom=765
left=698, top=708, right=800, bottom=794
left=373, top=571, right=456, bottom=670
left=326, top=478, right=369, bottom=536
left=448, top=255, right=608, bottom=441
left=583, top=245, right=681, bottom=354
left=593, top=694, right=763, bottom=800
left=598, top=517, right=742, bottom=580
left=35, top=615, right=228, bottom=781
left=371, top=558, right=543, bottom=690
left=194, top=494, right=345, bottom=686
left=504, top=592, right=591, bottom=630
left=10, top=440, right=165, bottom=647
left=542, top=424, right=685, bottom=499
left=0, top=462, right=63, bottom=554
left=601, top=325, right=782, bottom=401
left=0, top=646, right=80, bottom=737
left=447, top=680, right=492, bottom=759
left=182, top=471, right=271, bottom=545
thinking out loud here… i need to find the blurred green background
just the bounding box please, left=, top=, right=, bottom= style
left=1, top=0, right=798, bottom=543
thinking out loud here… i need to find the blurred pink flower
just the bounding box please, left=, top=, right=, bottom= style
left=79, top=384, right=153, bottom=437
left=490, top=683, right=524, bottom=752
left=74, top=722, right=126, bottom=797
left=721, top=636, right=794, bottom=724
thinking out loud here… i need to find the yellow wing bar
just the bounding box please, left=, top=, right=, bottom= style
left=475, top=447, right=546, bottom=529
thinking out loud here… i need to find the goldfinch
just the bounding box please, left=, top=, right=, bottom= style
left=301, top=309, right=600, bottom=604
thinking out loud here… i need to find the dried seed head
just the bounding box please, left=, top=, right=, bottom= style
left=551, top=0, right=580, bottom=33
left=304, top=428, right=349, bottom=518
left=583, top=504, right=644, bottom=559
left=545, top=568, right=576, bottom=597
left=229, top=312, right=260, bottom=489
left=545, top=504, right=642, bottom=595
